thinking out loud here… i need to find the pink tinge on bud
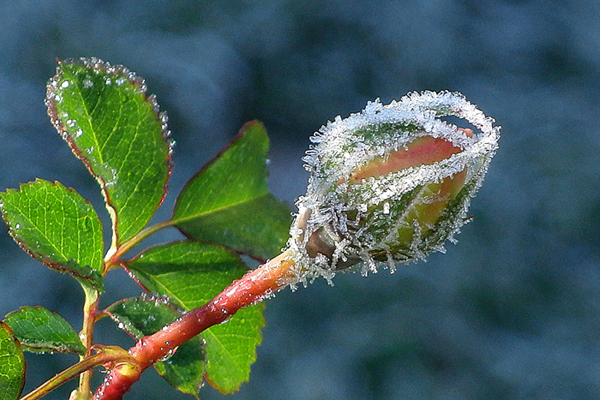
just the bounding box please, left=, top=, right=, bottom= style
left=290, top=91, right=500, bottom=281
left=348, top=128, right=473, bottom=184
left=328, top=128, right=474, bottom=261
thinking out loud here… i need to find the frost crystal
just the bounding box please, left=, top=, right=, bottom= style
left=287, top=91, right=500, bottom=283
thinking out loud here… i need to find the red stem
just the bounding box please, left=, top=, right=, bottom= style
left=93, top=251, right=296, bottom=400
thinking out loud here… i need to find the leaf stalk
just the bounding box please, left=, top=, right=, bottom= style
left=104, top=220, right=173, bottom=272
left=19, top=347, right=132, bottom=400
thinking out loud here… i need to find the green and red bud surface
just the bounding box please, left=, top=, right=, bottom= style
left=288, top=91, right=500, bottom=282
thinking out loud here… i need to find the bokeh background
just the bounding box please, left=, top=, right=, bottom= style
left=1, top=1, right=599, bottom=399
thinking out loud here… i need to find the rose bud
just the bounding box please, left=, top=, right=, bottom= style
left=287, top=91, right=500, bottom=283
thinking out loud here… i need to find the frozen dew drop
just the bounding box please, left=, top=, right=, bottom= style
left=60, top=80, right=70, bottom=88
left=75, top=128, right=83, bottom=138
left=116, top=77, right=126, bottom=86
left=105, top=77, right=112, bottom=85
left=14, top=223, right=20, bottom=229
left=158, top=349, right=175, bottom=362
left=66, top=119, right=76, bottom=128
left=83, top=78, right=93, bottom=89
left=383, top=202, right=390, bottom=214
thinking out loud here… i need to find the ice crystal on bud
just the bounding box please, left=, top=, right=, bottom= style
left=288, top=91, right=500, bottom=283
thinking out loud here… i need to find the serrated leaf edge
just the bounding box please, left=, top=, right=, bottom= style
left=0, top=179, right=104, bottom=291
left=0, top=321, right=26, bottom=399
left=45, top=57, right=174, bottom=247
left=3, top=306, right=86, bottom=355
left=172, top=120, right=268, bottom=222
left=202, top=305, right=266, bottom=394
left=104, top=294, right=184, bottom=340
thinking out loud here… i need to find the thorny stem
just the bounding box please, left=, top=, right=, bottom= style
left=19, top=347, right=132, bottom=400
left=93, top=249, right=297, bottom=400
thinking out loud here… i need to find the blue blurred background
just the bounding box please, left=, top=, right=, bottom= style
left=1, top=1, right=599, bottom=399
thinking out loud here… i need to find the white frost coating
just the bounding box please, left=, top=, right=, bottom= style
left=286, top=91, right=500, bottom=285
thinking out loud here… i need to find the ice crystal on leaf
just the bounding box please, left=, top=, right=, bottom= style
left=287, top=91, right=500, bottom=284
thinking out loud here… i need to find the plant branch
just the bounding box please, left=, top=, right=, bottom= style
left=94, top=249, right=298, bottom=400
left=20, top=347, right=132, bottom=400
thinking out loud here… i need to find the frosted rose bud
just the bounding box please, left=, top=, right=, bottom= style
left=288, top=91, right=500, bottom=282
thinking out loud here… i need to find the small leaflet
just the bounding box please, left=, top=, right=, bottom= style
left=172, top=121, right=292, bottom=261
left=0, top=179, right=104, bottom=291
left=3, top=306, right=86, bottom=354
left=45, top=57, right=173, bottom=246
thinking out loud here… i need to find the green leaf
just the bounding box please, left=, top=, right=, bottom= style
left=3, top=306, right=85, bottom=355
left=0, top=322, right=25, bottom=400
left=0, top=179, right=104, bottom=291
left=105, top=295, right=205, bottom=397
left=46, top=58, right=172, bottom=246
left=125, top=241, right=265, bottom=393
left=172, top=121, right=291, bottom=261
left=201, top=304, right=265, bottom=394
